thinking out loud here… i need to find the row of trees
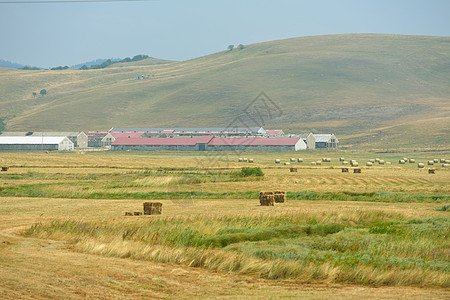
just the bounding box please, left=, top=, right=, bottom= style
left=227, top=44, right=245, bottom=51
left=80, top=54, right=149, bottom=70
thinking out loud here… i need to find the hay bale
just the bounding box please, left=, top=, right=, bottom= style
left=290, top=158, right=296, bottom=162
left=238, top=158, right=243, bottom=162
left=321, top=158, right=326, bottom=162
left=248, top=158, right=254, bottom=163
left=143, top=202, right=163, bottom=215
left=274, top=191, right=286, bottom=203
left=417, top=163, right=424, bottom=168
left=399, top=159, right=406, bottom=164
left=369, top=159, right=375, bottom=163
left=366, top=162, right=373, bottom=166
left=386, top=162, right=391, bottom=165
left=442, top=163, right=449, bottom=168
left=433, top=159, right=439, bottom=163
left=134, top=211, right=143, bottom=216
left=339, top=157, right=345, bottom=162
left=409, top=159, right=415, bottom=163
left=325, top=158, right=331, bottom=162
left=446, top=160, right=450, bottom=164
left=440, top=159, right=445, bottom=163
left=243, top=158, right=248, bottom=162
left=1, top=167, right=8, bottom=172
left=311, top=162, right=317, bottom=165
left=275, top=159, right=281, bottom=164
left=290, top=167, right=297, bottom=172
left=428, top=169, right=436, bottom=174
left=316, top=161, right=322, bottom=165
left=284, top=162, right=290, bottom=165
left=403, top=157, right=408, bottom=162
left=342, top=161, right=348, bottom=165
left=342, top=168, right=349, bottom=172
left=124, top=211, right=133, bottom=216
left=297, top=158, right=303, bottom=163
left=427, top=161, right=434, bottom=166
left=375, top=158, right=380, bottom=163
left=354, top=168, right=362, bottom=173
left=378, top=160, right=385, bottom=165
left=350, top=160, right=358, bottom=167
left=259, top=192, right=274, bottom=206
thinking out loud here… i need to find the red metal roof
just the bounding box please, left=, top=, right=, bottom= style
left=110, top=132, right=144, bottom=139
left=265, top=130, right=282, bottom=134
left=112, top=136, right=214, bottom=146
left=208, top=137, right=300, bottom=146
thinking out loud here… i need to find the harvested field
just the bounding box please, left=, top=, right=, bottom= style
left=0, top=151, right=449, bottom=299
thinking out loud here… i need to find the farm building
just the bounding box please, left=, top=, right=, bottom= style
left=87, top=132, right=115, bottom=147
left=265, top=129, right=284, bottom=136
left=109, top=132, right=144, bottom=139
left=111, top=136, right=214, bottom=151
left=207, top=137, right=306, bottom=151
left=0, top=136, right=74, bottom=151
left=294, top=133, right=315, bottom=149
left=0, top=131, right=88, bottom=148
left=111, top=136, right=306, bottom=151
left=109, top=127, right=266, bottom=137
left=313, top=134, right=339, bottom=149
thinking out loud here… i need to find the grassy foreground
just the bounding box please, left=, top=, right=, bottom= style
left=25, top=210, right=449, bottom=287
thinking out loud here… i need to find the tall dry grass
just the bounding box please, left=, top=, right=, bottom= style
left=25, top=210, right=449, bottom=288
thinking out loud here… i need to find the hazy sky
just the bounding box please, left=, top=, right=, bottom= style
left=1, top=0, right=449, bottom=68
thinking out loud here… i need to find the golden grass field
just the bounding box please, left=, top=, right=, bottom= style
left=0, top=150, right=449, bottom=299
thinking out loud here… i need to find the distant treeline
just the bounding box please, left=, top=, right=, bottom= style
left=79, top=55, right=149, bottom=70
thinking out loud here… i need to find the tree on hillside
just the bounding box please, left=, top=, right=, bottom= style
left=238, top=44, right=245, bottom=50
left=32, top=92, right=37, bottom=97
left=228, top=45, right=234, bottom=51
left=40, top=89, right=47, bottom=96
left=80, top=65, right=88, bottom=70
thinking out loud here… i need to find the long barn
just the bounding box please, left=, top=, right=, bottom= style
left=111, top=136, right=306, bottom=151
left=0, top=136, right=74, bottom=151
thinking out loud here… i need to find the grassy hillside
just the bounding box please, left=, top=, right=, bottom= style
left=0, top=34, right=449, bottom=149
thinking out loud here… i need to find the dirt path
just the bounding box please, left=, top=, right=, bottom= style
left=0, top=218, right=448, bottom=299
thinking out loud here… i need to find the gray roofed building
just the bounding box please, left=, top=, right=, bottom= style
left=0, top=131, right=88, bottom=148
left=109, top=127, right=265, bottom=135
left=313, top=134, right=338, bottom=149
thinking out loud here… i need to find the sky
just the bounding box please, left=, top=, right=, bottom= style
left=0, top=0, right=449, bottom=68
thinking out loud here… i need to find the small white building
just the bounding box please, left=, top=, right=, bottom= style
left=0, top=136, right=74, bottom=151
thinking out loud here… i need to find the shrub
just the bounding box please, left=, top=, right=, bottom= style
left=237, top=167, right=264, bottom=177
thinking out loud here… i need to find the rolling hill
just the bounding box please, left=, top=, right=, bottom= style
left=0, top=34, right=449, bottom=149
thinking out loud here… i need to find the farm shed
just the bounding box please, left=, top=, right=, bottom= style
left=0, top=131, right=87, bottom=149
left=111, top=136, right=214, bottom=151
left=0, top=136, right=74, bottom=151
left=313, top=134, right=339, bottom=149
left=87, top=132, right=115, bottom=147
left=265, top=129, right=284, bottom=136
left=207, top=137, right=307, bottom=151
left=109, top=127, right=266, bottom=137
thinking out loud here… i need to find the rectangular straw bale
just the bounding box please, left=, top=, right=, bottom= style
left=259, top=192, right=274, bottom=206
left=274, top=191, right=286, bottom=203
left=143, top=202, right=163, bottom=215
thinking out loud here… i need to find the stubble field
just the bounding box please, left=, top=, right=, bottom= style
left=0, top=150, right=449, bottom=299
